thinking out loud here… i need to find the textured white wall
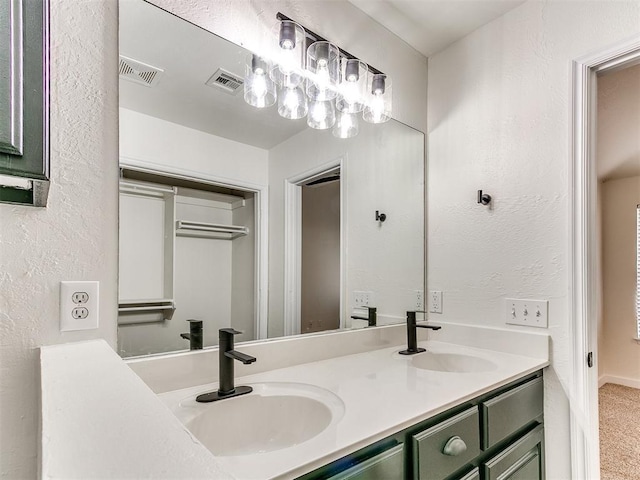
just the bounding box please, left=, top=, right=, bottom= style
left=0, top=1, right=119, bottom=477
left=427, top=1, right=640, bottom=477
left=600, top=176, right=640, bottom=386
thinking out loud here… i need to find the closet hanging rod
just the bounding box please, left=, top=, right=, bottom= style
left=175, top=220, right=249, bottom=239
left=119, top=180, right=175, bottom=195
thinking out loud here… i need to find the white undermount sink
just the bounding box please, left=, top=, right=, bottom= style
left=411, top=351, right=497, bottom=373
left=174, top=382, right=345, bottom=457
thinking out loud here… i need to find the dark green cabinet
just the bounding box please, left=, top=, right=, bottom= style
left=298, top=371, right=544, bottom=480
left=0, top=0, right=50, bottom=206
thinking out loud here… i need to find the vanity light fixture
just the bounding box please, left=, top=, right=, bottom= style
left=244, top=54, right=277, bottom=108
left=242, top=13, right=392, bottom=137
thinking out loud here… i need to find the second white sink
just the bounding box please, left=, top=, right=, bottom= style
left=174, top=382, right=345, bottom=457
left=411, top=352, right=497, bottom=373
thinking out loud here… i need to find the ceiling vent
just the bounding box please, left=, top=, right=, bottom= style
left=119, top=55, right=163, bottom=87
left=205, top=68, right=244, bottom=95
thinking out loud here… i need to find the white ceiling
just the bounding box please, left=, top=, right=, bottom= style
left=348, top=0, right=526, bottom=57
left=119, top=0, right=307, bottom=150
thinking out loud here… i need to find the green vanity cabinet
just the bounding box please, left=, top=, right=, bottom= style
left=0, top=0, right=50, bottom=206
left=325, top=444, right=405, bottom=480
left=298, top=371, right=544, bottom=480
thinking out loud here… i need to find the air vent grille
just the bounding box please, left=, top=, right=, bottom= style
left=119, top=55, right=163, bottom=87
left=205, top=68, right=244, bottom=94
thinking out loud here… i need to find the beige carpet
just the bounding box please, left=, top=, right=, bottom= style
left=599, top=383, right=640, bottom=480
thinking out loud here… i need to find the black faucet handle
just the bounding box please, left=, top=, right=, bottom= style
left=219, top=328, right=242, bottom=335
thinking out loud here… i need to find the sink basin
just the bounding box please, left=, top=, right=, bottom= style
left=176, top=383, right=344, bottom=456
left=411, top=352, right=497, bottom=373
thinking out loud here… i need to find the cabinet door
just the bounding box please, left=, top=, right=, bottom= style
left=483, top=425, right=544, bottom=480
left=327, top=444, right=404, bottom=480
left=0, top=0, right=49, bottom=206
left=412, top=407, right=480, bottom=480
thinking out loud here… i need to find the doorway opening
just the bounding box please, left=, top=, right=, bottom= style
left=570, top=37, right=640, bottom=479
left=283, top=159, right=345, bottom=336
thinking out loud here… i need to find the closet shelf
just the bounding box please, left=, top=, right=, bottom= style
left=175, top=220, right=249, bottom=240
left=118, top=299, right=175, bottom=325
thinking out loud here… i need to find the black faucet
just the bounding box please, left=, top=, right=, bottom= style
left=196, top=328, right=256, bottom=403
left=399, top=311, right=441, bottom=355
left=180, top=319, right=203, bottom=350
left=351, top=306, right=377, bottom=327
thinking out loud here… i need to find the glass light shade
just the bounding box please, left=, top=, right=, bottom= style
left=270, top=20, right=306, bottom=88
left=363, top=74, right=392, bottom=124
left=244, top=54, right=277, bottom=108
left=307, top=99, right=336, bottom=130
left=333, top=111, right=358, bottom=139
left=306, top=41, right=339, bottom=101
left=336, top=58, right=367, bottom=113
left=278, top=85, right=308, bottom=120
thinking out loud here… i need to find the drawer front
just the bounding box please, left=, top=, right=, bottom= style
left=481, top=377, right=543, bottom=449
left=460, top=467, right=480, bottom=480
left=327, top=444, right=404, bottom=480
left=412, top=406, right=480, bottom=480
left=483, top=424, right=544, bottom=480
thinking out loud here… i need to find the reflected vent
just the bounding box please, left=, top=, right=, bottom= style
left=205, top=68, right=244, bottom=94
left=119, top=55, right=163, bottom=87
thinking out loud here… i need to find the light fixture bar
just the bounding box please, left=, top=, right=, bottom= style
left=275, top=12, right=385, bottom=76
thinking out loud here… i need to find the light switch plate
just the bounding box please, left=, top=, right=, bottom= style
left=429, top=290, right=443, bottom=313
left=60, top=281, right=99, bottom=331
left=505, top=298, right=548, bottom=328
left=353, top=291, right=374, bottom=307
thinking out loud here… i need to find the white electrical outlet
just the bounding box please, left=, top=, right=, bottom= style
left=415, top=290, right=424, bottom=310
left=353, top=291, right=374, bottom=307
left=429, top=290, right=443, bottom=314
left=60, top=281, right=99, bottom=331
left=505, top=298, right=548, bottom=328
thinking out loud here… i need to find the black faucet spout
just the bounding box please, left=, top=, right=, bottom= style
left=399, top=311, right=441, bottom=355
left=196, top=328, right=256, bottom=403
left=350, top=306, right=377, bottom=327
left=225, top=350, right=256, bottom=364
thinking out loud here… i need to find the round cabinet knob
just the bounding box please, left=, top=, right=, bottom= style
left=442, top=436, right=467, bottom=456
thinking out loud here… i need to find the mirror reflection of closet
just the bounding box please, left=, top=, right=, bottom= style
left=118, top=171, right=256, bottom=357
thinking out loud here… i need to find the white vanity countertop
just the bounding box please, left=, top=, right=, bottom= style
left=159, top=340, right=549, bottom=480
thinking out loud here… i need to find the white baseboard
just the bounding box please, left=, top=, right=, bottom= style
left=599, top=374, right=640, bottom=389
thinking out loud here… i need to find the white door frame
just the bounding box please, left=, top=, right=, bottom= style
left=283, top=157, right=345, bottom=336
left=570, top=36, right=640, bottom=480
left=119, top=157, right=270, bottom=340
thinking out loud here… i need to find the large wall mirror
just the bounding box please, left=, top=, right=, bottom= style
left=117, top=0, right=425, bottom=358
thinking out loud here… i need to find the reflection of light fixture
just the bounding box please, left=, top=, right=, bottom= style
left=333, top=110, right=358, bottom=138
left=243, top=14, right=392, bottom=137
left=363, top=74, right=391, bottom=124
left=278, top=84, right=307, bottom=119
left=308, top=99, right=335, bottom=129
left=244, top=54, right=276, bottom=108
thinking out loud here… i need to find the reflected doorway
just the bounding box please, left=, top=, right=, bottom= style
left=300, top=174, right=341, bottom=333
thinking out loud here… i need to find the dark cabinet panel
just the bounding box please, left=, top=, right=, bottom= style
left=0, top=0, right=49, bottom=206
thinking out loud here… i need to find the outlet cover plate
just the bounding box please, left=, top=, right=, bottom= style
left=505, top=298, right=548, bottom=328
left=353, top=291, right=374, bottom=308
left=429, top=290, right=443, bottom=314
left=60, top=281, right=99, bottom=331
